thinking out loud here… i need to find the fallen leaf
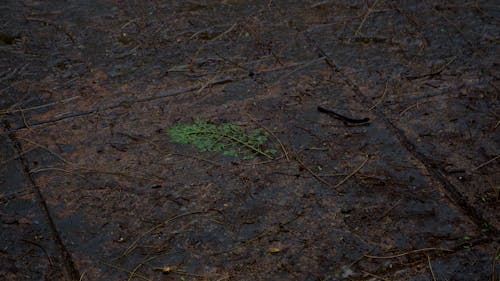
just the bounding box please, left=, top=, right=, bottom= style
left=267, top=247, right=281, bottom=253
left=162, top=266, right=175, bottom=273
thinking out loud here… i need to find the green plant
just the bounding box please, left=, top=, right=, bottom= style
left=166, top=119, right=276, bottom=160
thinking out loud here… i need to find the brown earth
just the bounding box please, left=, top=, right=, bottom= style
left=1, top=1, right=499, bottom=280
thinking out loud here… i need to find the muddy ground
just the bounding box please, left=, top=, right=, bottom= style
left=1, top=1, right=499, bottom=280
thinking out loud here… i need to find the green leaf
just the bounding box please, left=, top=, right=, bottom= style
left=166, top=119, right=276, bottom=160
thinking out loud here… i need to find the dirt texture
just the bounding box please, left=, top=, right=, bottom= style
left=1, top=1, right=499, bottom=280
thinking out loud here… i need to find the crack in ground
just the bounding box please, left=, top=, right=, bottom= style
left=302, top=34, right=498, bottom=238
left=2, top=120, right=81, bottom=281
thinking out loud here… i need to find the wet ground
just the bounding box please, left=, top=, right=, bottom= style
left=1, top=1, right=499, bottom=280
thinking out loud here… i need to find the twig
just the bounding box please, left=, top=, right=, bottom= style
left=492, top=247, right=499, bottom=281
left=19, top=138, right=164, bottom=183
left=152, top=267, right=209, bottom=278
left=210, top=23, right=238, bottom=42
left=172, top=153, right=222, bottom=166
left=399, top=99, right=430, bottom=116
left=18, top=137, right=72, bottom=165
left=212, top=228, right=274, bottom=255
left=364, top=247, right=453, bottom=259
left=369, top=80, right=389, bottom=111
left=99, top=260, right=151, bottom=281
left=0, top=96, right=80, bottom=115
left=22, top=239, right=53, bottom=265
left=196, top=75, right=221, bottom=94
left=279, top=57, right=326, bottom=81
left=127, top=256, right=159, bottom=281
left=215, top=52, right=249, bottom=71
left=378, top=199, right=402, bottom=221
left=5, top=77, right=239, bottom=133
left=193, top=23, right=238, bottom=58
left=235, top=154, right=284, bottom=166
left=118, top=211, right=208, bottom=259
left=19, top=107, right=33, bottom=132
left=0, top=145, right=36, bottom=167
left=471, top=155, right=500, bottom=171
left=318, top=106, right=370, bottom=125
left=294, top=155, right=334, bottom=189
left=334, top=155, right=370, bottom=189
left=25, top=17, right=76, bottom=43
left=361, top=271, right=389, bottom=281
left=427, top=254, right=437, bottom=281
left=245, top=113, right=290, bottom=160
left=353, top=0, right=381, bottom=37
left=405, top=56, right=457, bottom=80
left=267, top=128, right=290, bottom=160
left=212, top=214, right=299, bottom=255
left=475, top=0, right=500, bottom=20
left=83, top=169, right=164, bottom=183
left=0, top=64, right=28, bottom=83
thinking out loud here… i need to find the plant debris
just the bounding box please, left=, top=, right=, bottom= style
left=166, top=119, right=276, bottom=159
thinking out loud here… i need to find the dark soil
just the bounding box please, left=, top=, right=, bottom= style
left=1, top=1, right=499, bottom=280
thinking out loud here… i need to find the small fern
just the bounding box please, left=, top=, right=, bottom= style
left=166, top=119, right=276, bottom=160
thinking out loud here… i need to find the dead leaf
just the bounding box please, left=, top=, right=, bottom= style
left=267, top=247, right=281, bottom=253
left=162, top=266, right=175, bottom=273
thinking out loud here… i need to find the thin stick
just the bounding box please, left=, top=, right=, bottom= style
left=127, top=256, right=159, bottom=281
left=0, top=96, right=80, bottom=115
left=245, top=113, right=290, bottom=160
left=22, top=239, right=53, bottom=265
left=492, top=247, right=499, bottom=281
left=19, top=138, right=164, bottom=183
left=353, top=0, right=381, bottom=37
left=211, top=23, right=238, bottom=42
left=364, top=247, right=453, bottom=259
left=0, top=145, right=37, bottom=167
left=471, top=155, right=500, bottom=171
left=196, top=75, right=220, bottom=94
left=406, top=56, right=457, bottom=80
left=369, top=80, right=389, bottom=111
left=165, top=269, right=208, bottom=278
left=119, top=211, right=207, bottom=259
left=400, top=100, right=423, bottom=116
left=25, top=17, right=76, bottom=43
left=212, top=228, right=274, bottom=255
left=236, top=154, right=284, bottom=166
left=99, top=260, right=151, bottom=281
left=212, top=215, right=299, bottom=256
left=378, top=199, right=402, bottom=221
left=265, top=128, right=289, bottom=161
left=334, top=156, right=369, bottom=189
left=294, top=156, right=333, bottom=189
left=361, top=271, right=389, bottom=280
left=172, top=153, right=222, bottom=166
left=83, top=169, right=164, bottom=183
left=19, top=107, right=34, bottom=132
left=279, top=57, right=326, bottom=81
left=193, top=23, right=238, bottom=58
left=427, top=254, right=437, bottom=281
left=18, top=137, right=72, bottom=165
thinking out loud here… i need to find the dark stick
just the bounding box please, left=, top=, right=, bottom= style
left=317, top=106, right=370, bottom=125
